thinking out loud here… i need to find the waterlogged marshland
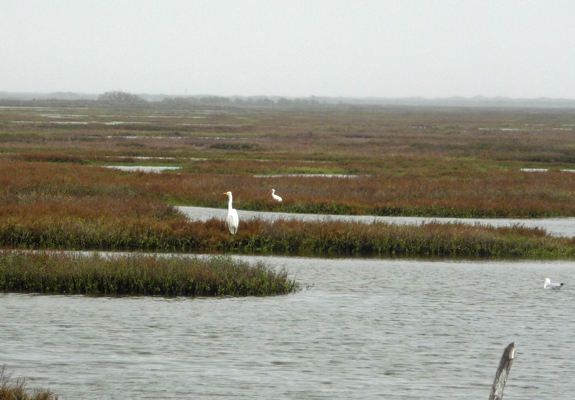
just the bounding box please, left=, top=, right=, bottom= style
left=3, top=103, right=575, bottom=219
left=0, top=160, right=574, bottom=257
left=2, top=255, right=575, bottom=399
left=1, top=100, right=575, bottom=398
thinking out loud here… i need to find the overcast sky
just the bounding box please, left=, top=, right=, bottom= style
left=2, top=0, right=574, bottom=98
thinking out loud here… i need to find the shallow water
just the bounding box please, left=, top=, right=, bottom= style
left=252, top=174, right=363, bottom=178
left=103, top=166, right=181, bottom=173
left=177, top=206, right=575, bottom=238
left=521, top=168, right=575, bottom=173
left=1, top=256, right=575, bottom=399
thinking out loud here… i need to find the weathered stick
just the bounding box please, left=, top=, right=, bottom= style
left=488, top=342, right=515, bottom=400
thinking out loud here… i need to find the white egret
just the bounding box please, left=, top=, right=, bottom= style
left=223, top=191, right=239, bottom=234
left=268, top=189, right=282, bottom=202
left=544, top=278, right=564, bottom=290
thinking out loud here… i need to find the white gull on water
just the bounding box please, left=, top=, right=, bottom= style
left=544, top=278, right=564, bottom=290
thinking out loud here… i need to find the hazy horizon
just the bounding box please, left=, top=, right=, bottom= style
left=2, top=1, right=575, bottom=99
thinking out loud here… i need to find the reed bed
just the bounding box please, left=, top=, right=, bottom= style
left=0, top=251, right=298, bottom=296
left=1, top=214, right=573, bottom=258
left=0, top=367, right=57, bottom=400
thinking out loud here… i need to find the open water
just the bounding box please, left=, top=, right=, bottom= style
left=1, top=256, right=575, bottom=399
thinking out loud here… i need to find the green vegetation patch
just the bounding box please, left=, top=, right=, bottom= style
left=0, top=251, right=299, bottom=296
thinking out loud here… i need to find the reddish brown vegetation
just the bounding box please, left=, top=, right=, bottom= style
left=1, top=210, right=574, bottom=257
left=2, top=158, right=575, bottom=218
left=1, top=104, right=575, bottom=256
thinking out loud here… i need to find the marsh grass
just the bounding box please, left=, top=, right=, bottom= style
left=1, top=214, right=573, bottom=258
left=2, top=106, right=575, bottom=219
left=0, top=251, right=298, bottom=296
left=0, top=367, right=57, bottom=400
left=14, top=153, right=88, bottom=164
left=180, top=159, right=350, bottom=176
left=3, top=158, right=575, bottom=218
left=224, top=219, right=575, bottom=258
left=0, top=155, right=574, bottom=258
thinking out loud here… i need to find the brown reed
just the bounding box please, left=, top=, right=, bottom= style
left=0, top=209, right=573, bottom=258
left=0, top=367, right=57, bottom=400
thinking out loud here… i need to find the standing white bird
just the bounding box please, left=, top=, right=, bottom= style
left=223, top=191, right=239, bottom=234
left=544, top=278, right=564, bottom=290
left=268, top=189, right=282, bottom=202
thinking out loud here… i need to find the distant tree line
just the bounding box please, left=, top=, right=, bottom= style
left=3, top=91, right=575, bottom=109
left=98, top=91, right=148, bottom=106
left=0, top=91, right=325, bottom=109
left=157, top=95, right=321, bottom=108
left=97, top=91, right=321, bottom=109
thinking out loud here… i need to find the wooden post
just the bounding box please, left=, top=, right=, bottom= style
left=489, top=342, right=515, bottom=400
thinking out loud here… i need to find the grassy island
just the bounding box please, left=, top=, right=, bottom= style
left=0, top=251, right=298, bottom=296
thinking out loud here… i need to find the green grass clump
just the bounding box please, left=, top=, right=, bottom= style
left=0, top=251, right=298, bottom=296
left=0, top=367, right=57, bottom=400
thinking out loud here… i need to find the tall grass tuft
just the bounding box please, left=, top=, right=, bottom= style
left=0, top=367, right=57, bottom=400
left=0, top=251, right=299, bottom=296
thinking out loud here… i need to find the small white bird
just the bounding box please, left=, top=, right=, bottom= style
left=223, top=191, right=239, bottom=234
left=268, top=189, right=282, bottom=202
left=544, top=278, right=564, bottom=290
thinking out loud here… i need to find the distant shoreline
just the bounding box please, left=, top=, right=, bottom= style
left=1, top=91, right=575, bottom=108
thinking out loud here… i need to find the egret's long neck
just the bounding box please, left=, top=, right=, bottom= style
left=228, top=194, right=233, bottom=210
